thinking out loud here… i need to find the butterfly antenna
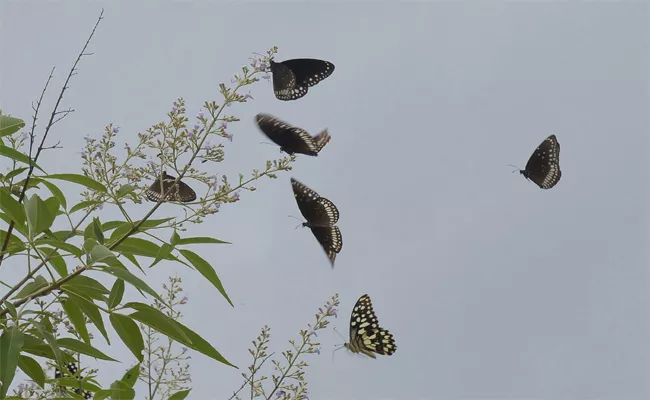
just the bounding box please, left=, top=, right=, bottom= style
left=507, top=164, right=520, bottom=174
left=333, top=327, right=346, bottom=341
left=288, top=215, right=304, bottom=230
left=331, top=344, right=346, bottom=362
left=259, top=141, right=276, bottom=146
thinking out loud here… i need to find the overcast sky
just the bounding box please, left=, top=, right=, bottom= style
left=1, top=2, right=649, bottom=399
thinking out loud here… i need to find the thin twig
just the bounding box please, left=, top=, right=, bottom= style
left=0, top=9, right=104, bottom=266
left=228, top=352, right=275, bottom=400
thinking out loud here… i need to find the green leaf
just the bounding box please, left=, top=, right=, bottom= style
left=0, top=189, right=26, bottom=227
left=0, top=229, right=26, bottom=254
left=108, top=279, right=125, bottom=309
left=125, top=302, right=189, bottom=343
left=113, top=237, right=164, bottom=258
left=3, top=301, right=17, bottom=319
left=57, top=337, right=118, bottom=361
left=108, top=222, right=132, bottom=244
left=93, top=217, right=105, bottom=244
left=21, top=334, right=57, bottom=360
left=109, top=379, right=136, bottom=400
left=4, top=167, right=28, bottom=181
left=30, top=177, right=67, bottom=209
left=98, top=266, right=163, bottom=303
left=121, top=364, right=140, bottom=387
left=37, top=247, right=68, bottom=277
left=69, top=200, right=100, bottom=214
left=0, top=145, right=44, bottom=172
left=109, top=314, right=144, bottom=363
left=13, top=275, right=48, bottom=299
left=176, top=237, right=231, bottom=245
left=116, top=184, right=137, bottom=198
left=168, top=389, right=192, bottom=400
left=61, top=275, right=110, bottom=302
left=65, top=291, right=110, bottom=344
left=33, top=238, right=82, bottom=257
left=180, top=249, right=232, bottom=306
left=101, top=220, right=127, bottom=232
left=62, top=298, right=90, bottom=344
left=126, top=302, right=235, bottom=368
left=31, top=320, right=64, bottom=367
left=25, top=194, right=57, bottom=238
left=45, top=174, right=107, bottom=193
left=149, top=243, right=173, bottom=268
left=0, top=115, right=25, bottom=137
left=89, top=244, right=116, bottom=264
left=170, top=230, right=180, bottom=246
left=0, top=327, right=24, bottom=398
left=17, top=355, right=45, bottom=388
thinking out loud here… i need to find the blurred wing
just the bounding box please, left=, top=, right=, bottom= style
left=255, top=113, right=319, bottom=155
left=312, top=129, right=331, bottom=153
left=524, top=134, right=562, bottom=189
left=310, top=225, right=342, bottom=266
left=146, top=173, right=196, bottom=202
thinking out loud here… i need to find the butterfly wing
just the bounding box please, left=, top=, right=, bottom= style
left=146, top=172, right=197, bottom=202
left=347, top=294, right=397, bottom=358
left=280, top=58, right=335, bottom=87
left=291, top=178, right=322, bottom=219
left=255, top=114, right=319, bottom=155
left=309, top=225, right=342, bottom=266
left=312, top=129, right=331, bottom=153
left=270, top=60, right=308, bottom=101
left=524, top=134, right=562, bottom=189
left=291, top=178, right=339, bottom=225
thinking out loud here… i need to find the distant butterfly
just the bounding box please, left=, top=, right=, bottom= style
left=291, top=178, right=342, bottom=266
left=269, top=58, right=335, bottom=101
left=344, top=294, right=397, bottom=359
left=146, top=171, right=197, bottom=202
left=55, top=362, right=93, bottom=399
left=519, top=134, right=562, bottom=189
left=256, top=113, right=331, bottom=156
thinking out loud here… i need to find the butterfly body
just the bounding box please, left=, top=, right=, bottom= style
left=146, top=171, right=197, bottom=203
left=291, top=178, right=342, bottom=266
left=256, top=113, right=331, bottom=156
left=270, top=58, right=335, bottom=101
left=520, top=134, right=562, bottom=189
left=344, top=294, right=397, bottom=358
left=54, top=362, right=93, bottom=399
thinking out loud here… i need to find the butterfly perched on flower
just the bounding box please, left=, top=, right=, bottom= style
left=269, top=58, right=335, bottom=101
left=344, top=294, right=397, bottom=359
left=146, top=171, right=197, bottom=203
left=291, top=178, right=342, bottom=266
left=518, top=134, right=562, bottom=189
left=256, top=113, right=331, bottom=156
left=54, top=362, right=93, bottom=399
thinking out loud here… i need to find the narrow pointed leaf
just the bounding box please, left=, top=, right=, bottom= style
left=90, top=244, right=116, bottom=264
left=31, top=177, right=67, bottom=209
left=98, top=266, right=162, bottom=303
left=57, top=337, right=117, bottom=361
left=121, top=364, right=140, bottom=387
left=13, top=275, right=48, bottom=299
left=169, top=389, right=191, bottom=400
left=0, top=115, right=25, bottom=137
left=0, top=326, right=24, bottom=398
left=0, top=145, right=44, bottom=172
left=37, top=247, right=68, bottom=277
left=0, top=189, right=26, bottom=227
left=176, top=237, right=231, bottom=245
left=109, top=379, right=135, bottom=400
left=46, top=174, right=107, bottom=193
left=65, top=291, right=110, bottom=344
left=149, top=243, right=173, bottom=268
left=180, top=249, right=232, bottom=306
left=69, top=200, right=100, bottom=214
left=108, top=279, right=125, bottom=309
left=62, top=298, right=90, bottom=344
left=17, top=355, right=45, bottom=388
left=109, top=314, right=144, bottom=362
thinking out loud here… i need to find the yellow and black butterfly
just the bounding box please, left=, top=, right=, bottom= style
left=518, top=134, right=562, bottom=189
left=344, top=294, right=396, bottom=358
left=54, top=362, right=93, bottom=399
left=146, top=171, right=197, bottom=203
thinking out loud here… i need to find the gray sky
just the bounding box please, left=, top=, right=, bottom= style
left=1, top=1, right=649, bottom=399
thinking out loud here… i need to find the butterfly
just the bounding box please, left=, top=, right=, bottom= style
left=146, top=171, right=197, bottom=202
left=291, top=178, right=342, bottom=266
left=344, top=294, right=397, bottom=359
left=54, top=362, right=93, bottom=399
left=255, top=113, right=331, bottom=156
left=269, top=58, right=335, bottom=101
left=519, top=134, right=562, bottom=189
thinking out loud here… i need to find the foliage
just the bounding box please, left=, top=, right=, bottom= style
left=0, top=9, right=339, bottom=400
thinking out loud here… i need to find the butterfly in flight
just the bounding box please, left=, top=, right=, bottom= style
left=255, top=113, right=331, bottom=156
left=291, top=178, right=342, bottom=266
left=344, top=294, right=397, bottom=359
left=54, top=362, right=93, bottom=399
left=146, top=171, right=197, bottom=203
left=269, top=58, right=335, bottom=101
left=518, top=134, right=562, bottom=189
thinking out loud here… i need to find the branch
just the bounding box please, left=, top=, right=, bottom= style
left=0, top=9, right=105, bottom=266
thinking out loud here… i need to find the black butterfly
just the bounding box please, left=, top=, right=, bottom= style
left=269, top=58, right=335, bottom=101
left=54, top=363, right=93, bottom=399
left=519, top=134, right=562, bottom=189
left=344, top=294, right=397, bottom=359
left=291, top=178, right=342, bottom=266
left=256, top=113, right=331, bottom=156
left=146, top=171, right=197, bottom=202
